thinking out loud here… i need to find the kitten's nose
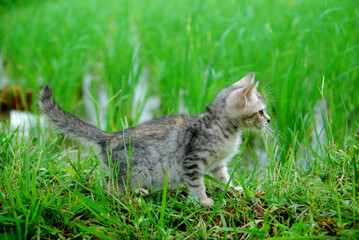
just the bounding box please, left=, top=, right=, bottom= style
left=264, top=113, right=271, bottom=123
left=266, top=116, right=271, bottom=123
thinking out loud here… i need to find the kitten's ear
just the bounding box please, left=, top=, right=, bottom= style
left=226, top=88, right=247, bottom=108
left=245, top=81, right=258, bottom=99
left=227, top=81, right=258, bottom=109
left=232, top=72, right=255, bottom=87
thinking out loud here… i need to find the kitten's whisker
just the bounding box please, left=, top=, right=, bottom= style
left=266, top=126, right=286, bottom=139
left=266, top=130, right=275, bottom=141
left=263, top=126, right=290, bottom=147
left=262, top=128, right=276, bottom=145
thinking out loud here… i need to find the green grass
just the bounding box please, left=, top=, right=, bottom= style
left=1, top=115, right=358, bottom=239
left=1, top=0, right=359, bottom=238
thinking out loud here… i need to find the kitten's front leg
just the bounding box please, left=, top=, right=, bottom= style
left=211, top=165, right=243, bottom=192
left=183, top=162, right=214, bottom=206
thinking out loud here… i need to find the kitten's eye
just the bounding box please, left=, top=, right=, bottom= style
left=259, top=110, right=264, bottom=117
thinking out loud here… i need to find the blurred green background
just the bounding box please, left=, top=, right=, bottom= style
left=1, top=0, right=358, bottom=160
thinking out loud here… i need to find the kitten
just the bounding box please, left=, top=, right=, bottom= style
left=39, top=72, right=270, bottom=206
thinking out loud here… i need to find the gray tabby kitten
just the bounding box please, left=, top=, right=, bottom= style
left=39, top=73, right=270, bottom=206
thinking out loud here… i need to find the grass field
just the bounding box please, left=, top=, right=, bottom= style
left=1, top=0, right=359, bottom=238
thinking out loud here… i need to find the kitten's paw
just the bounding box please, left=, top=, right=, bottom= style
left=233, top=186, right=244, bottom=193
left=200, top=198, right=215, bottom=207
left=134, top=188, right=149, bottom=196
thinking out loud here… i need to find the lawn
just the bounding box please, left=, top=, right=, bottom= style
left=0, top=0, right=358, bottom=239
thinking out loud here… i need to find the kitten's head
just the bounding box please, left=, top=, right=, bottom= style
left=209, top=73, right=271, bottom=129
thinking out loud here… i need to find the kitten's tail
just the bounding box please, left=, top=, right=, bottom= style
left=39, top=85, right=107, bottom=144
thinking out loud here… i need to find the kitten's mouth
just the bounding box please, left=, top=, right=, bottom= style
left=256, top=124, right=267, bottom=130
left=256, top=122, right=270, bottom=129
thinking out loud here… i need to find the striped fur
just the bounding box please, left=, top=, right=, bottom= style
left=39, top=73, right=270, bottom=206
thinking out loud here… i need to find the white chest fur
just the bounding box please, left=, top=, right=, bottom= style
left=207, top=132, right=242, bottom=170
